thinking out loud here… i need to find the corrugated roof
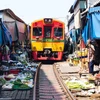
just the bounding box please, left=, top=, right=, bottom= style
left=73, top=0, right=78, bottom=9
left=69, top=0, right=78, bottom=13
left=0, top=8, right=25, bottom=23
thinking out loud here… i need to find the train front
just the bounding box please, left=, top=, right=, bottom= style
left=31, top=18, right=65, bottom=60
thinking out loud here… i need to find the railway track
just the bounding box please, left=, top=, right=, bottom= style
left=33, top=63, right=75, bottom=100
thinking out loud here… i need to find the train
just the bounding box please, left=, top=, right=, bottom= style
left=31, top=18, right=65, bottom=60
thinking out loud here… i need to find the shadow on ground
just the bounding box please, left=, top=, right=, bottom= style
left=34, top=60, right=63, bottom=65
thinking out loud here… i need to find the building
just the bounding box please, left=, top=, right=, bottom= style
left=68, top=0, right=100, bottom=49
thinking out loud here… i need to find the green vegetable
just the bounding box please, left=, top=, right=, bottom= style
left=0, top=78, right=6, bottom=85
left=20, top=84, right=30, bottom=89
left=66, top=81, right=85, bottom=89
left=12, top=84, right=20, bottom=89
left=14, top=80, right=23, bottom=85
left=16, top=79, right=21, bottom=82
left=13, top=84, right=30, bottom=89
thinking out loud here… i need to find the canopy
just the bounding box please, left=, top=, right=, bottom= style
left=0, top=19, right=12, bottom=45
left=5, top=21, right=19, bottom=41
left=69, top=29, right=76, bottom=42
left=82, top=22, right=89, bottom=44
left=88, top=7, right=100, bottom=39
left=82, top=6, right=100, bottom=44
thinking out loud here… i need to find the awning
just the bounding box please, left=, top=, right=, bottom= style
left=69, top=29, right=76, bottom=42
left=4, top=21, right=19, bottom=41
left=88, top=7, right=100, bottom=39
left=82, top=22, right=89, bottom=44
left=0, top=20, right=12, bottom=45
left=89, top=6, right=100, bottom=14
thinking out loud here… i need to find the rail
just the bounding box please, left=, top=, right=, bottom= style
left=33, top=62, right=41, bottom=100
left=53, top=64, right=76, bottom=100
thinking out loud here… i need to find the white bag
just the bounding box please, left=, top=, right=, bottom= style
left=94, top=65, right=99, bottom=71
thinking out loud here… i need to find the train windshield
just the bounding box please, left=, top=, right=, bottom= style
left=44, top=26, right=52, bottom=38
left=54, top=28, right=63, bottom=37
left=33, top=27, right=42, bottom=36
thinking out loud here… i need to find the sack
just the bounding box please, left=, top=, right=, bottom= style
left=94, top=65, right=99, bottom=71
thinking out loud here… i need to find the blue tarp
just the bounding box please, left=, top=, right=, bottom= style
left=69, top=29, right=76, bottom=42
left=69, top=30, right=72, bottom=38
left=89, top=7, right=100, bottom=39
left=82, top=6, right=100, bottom=44
left=82, top=22, right=89, bottom=44
left=76, top=29, right=80, bottom=43
left=0, top=20, right=12, bottom=45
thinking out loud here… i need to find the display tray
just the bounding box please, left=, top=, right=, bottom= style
left=12, top=87, right=32, bottom=90
left=2, top=87, right=32, bottom=91
left=12, top=84, right=32, bottom=90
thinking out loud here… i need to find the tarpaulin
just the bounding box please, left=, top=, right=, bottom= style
left=88, top=7, right=100, bottom=39
left=82, top=6, right=100, bottom=44
left=82, top=22, right=89, bottom=44
left=69, top=30, right=72, bottom=38
left=69, top=29, right=76, bottom=42
left=1, top=20, right=12, bottom=45
left=5, top=21, right=19, bottom=41
left=16, top=21, right=26, bottom=41
left=76, top=29, right=80, bottom=43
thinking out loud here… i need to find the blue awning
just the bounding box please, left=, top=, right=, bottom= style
left=82, top=22, right=89, bottom=44
left=0, top=20, right=12, bottom=45
left=69, top=29, right=76, bottom=42
left=87, top=7, right=100, bottom=39
left=89, top=7, right=100, bottom=14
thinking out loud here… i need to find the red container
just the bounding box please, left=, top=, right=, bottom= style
left=4, top=76, right=11, bottom=81
left=9, top=69, right=19, bottom=74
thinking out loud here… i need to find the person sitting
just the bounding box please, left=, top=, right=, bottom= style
left=2, top=45, right=10, bottom=61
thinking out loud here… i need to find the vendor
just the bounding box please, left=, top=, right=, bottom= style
left=2, top=45, right=10, bottom=61
left=87, top=39, right=95, bottom=75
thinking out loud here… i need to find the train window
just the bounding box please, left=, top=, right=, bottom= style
left=33, top=27, right=42, bottom=36
left=54, top=28, right=63, bottom=37
left=44, top=26, right=52, bottom=38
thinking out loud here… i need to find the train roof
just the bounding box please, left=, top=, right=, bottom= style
left=31, top=18, right=65, bottom=24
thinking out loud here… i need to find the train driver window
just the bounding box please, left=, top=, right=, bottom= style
left=44, top=26, right=52, bottom=38
left=33, top=27, right=42, bottom=36
left=54, top=28, right=63, bottom=37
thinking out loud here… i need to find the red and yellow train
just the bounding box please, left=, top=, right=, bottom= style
left=31, top=18, right=65, bottom=60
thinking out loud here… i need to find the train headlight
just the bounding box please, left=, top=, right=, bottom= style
left=44, top=18, right=52, bottom=24
left=48, top=19, right=52, bottom=22
left=36, top=36, right=39, bottom=40
left=44, top=19, right=47, bottom=22
left=57, top=37, right=60, bottom=40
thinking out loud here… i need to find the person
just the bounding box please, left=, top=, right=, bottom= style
left=87, top=39, right=95, bottom=74
left=93, top=40, right=100, bottom=74
left=46, top=31, right=50, bottom=37
left=2, top=44, right=10, bottom=61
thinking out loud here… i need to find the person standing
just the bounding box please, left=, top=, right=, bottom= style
left=87, top=39, right=95, bottom=74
